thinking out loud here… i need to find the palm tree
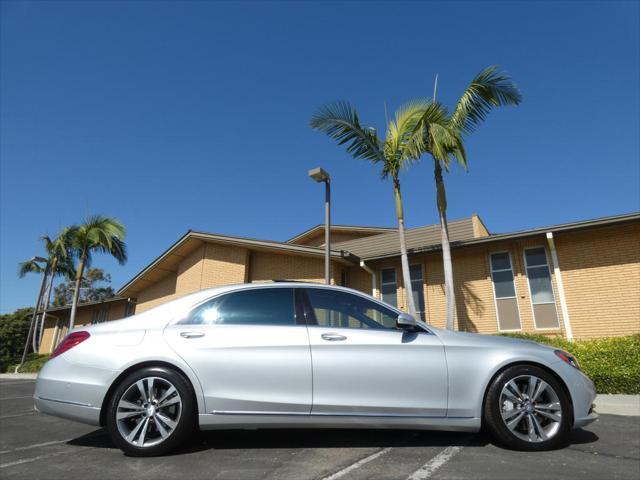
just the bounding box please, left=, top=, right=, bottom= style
left=37, top=227, right=77, bottom=348
left=17, top=257, right=49, bottom=363
left=17, top=229, right=77, bottom=361
left=409, top=66, right=522, bottom=330
left=311, top=101, right=434, bottom=318
left=68, top=216, right=127, bottom=330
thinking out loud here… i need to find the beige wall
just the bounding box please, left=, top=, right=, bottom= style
left=364, top=223, right=639, bottom=339
left=57, top=222, right=638, bottom=342
left=136, top=273, right=178, bottom=313
left=135, top=243, right=250, bottom=313
left=39, top=299, right=132, bottom=354
left=249, top=250, right=337, bottom=284
left=556, top=223, right=640, bottom=338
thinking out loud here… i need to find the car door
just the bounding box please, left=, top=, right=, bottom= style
left=302, top=287, right=448, bottom=417
left=164, top=286, right=312, bottom=415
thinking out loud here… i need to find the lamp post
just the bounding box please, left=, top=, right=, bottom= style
left=308, top=167, right=331, bottom=284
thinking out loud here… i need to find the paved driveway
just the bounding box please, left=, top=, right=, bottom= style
left=1, top=379, right=638, bottom=480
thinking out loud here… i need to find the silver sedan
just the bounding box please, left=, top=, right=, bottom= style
left=34, top=283, right=597, bottom=456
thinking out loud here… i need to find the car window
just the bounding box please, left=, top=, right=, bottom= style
left=179, top=288, right=295, bottom=326
left=305, top=288, right=397, bottom=330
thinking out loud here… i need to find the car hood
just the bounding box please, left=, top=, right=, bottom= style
left=427, top=324, right=555, bottom=352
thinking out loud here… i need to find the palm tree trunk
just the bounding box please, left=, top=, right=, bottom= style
left=69, top=255, right=85, bottom=331
left=17, top=270, right=48, bottom=371
left=393, top=178, right=418, bottom=318
left=38, top=257, right=58, bottom=351
left=434, top=161, right=456, bottom=330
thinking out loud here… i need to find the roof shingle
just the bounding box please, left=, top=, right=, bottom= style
left=334, top=217, right=476, bottom=259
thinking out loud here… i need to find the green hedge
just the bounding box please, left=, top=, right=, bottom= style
left=8, top=354, right=50, bottom=373
left=501, top=333, right=640, bottom=394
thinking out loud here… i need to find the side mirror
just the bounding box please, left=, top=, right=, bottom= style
left=396, top=313, right=417, bottom=330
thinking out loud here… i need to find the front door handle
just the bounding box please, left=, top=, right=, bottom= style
left=321, top=332, right=347, bottom=341
left=180, top=331, right=205, bottom=339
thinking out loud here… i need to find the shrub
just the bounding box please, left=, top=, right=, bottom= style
left=8, top=353, right=50, bottom=373
left=0, top=308, right=33, bottom=372
left=501, top=333, right=640, bottom=394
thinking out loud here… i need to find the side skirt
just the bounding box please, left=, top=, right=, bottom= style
left=198, top=412, right=480, bottom=432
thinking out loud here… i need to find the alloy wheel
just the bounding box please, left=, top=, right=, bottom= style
left=116, top=376, right=182, bottom=448
left=499, top=374, right=562, bottom=443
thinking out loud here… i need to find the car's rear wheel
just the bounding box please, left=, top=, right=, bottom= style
left=483, top=364, right=571, bottom=451
left=106, top=366, right=195, bottom=456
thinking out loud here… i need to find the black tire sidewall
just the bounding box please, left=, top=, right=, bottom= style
left=106, top=366, right=195, bottom=456
left=484, top=364, right=572, bottom=451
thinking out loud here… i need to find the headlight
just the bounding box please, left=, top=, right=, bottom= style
left=554, top=349, right=581, bottom=370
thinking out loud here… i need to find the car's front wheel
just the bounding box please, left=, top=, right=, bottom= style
left=106, top=366, right=195, bottom=456
left=484, top=364, right=571, bottom=451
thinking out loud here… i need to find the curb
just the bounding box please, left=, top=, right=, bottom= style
left=595, top=394, right=640, bottom=417
left=0, top=373, right=38, bottom=380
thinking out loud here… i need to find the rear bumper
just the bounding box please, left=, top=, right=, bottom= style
left=34, top=356, right=119, bottom=426
left=33, top=395, right=101, bottom=425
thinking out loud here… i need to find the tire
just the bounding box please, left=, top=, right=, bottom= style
left=483, top=364, right=572, bottom=451
left=106, top=366, right=196, bottom=456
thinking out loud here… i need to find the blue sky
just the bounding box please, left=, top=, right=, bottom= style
left=1, top=1, right=638, bottom=313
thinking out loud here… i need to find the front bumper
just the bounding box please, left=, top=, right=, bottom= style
left=553, top=360, right=598, bottom=429
left=574, top=403, right=598, bottom=428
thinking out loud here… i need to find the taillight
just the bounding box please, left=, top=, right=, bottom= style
left=50, top=331, right=91, bottom=359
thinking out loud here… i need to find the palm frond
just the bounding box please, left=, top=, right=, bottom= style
left=385, top=99, right=431, bottom=158
left=55, top=256, right=77, bottom=280
left=428, top=123, right=463, bottom=167
left=72, top=215, right=127, bottom=266
left=310, top=101, right=384, bottom=163
left=449, top=65, right=522, bottom=135
left=403, top=101, right=451, bottom=160
left=18, top=259, right=45, bottom=278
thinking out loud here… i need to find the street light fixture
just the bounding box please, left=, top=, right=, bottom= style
left=308, top=167, right=331, bottom=284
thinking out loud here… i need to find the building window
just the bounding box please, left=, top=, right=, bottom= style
left=410, top=264, right=426, bottom=321
left=125, top=301, right=136, bottom=317
left=490, top=252, right=521, bottom=331
left=524, top=247, right=560, bottom=329
left=380, top=267, right=397, bottom=307
left=92, top=308, right=109, bottom=324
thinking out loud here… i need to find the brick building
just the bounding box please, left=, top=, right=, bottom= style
left=39, top=212, right=640, bottom=353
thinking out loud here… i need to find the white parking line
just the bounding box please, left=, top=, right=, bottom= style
left=0, top=447, right=92, bottom=469
left=406, top=446, right=463, bottom=480
left=0, top=395, right=34, bottom=400
left=321, top=447, right=393, bottom=480
left=0, top=439, right=73, bottom=455
left=0, top=411, right=36, bottom=420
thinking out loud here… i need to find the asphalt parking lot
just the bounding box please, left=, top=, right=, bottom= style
left=1, top=379, right=639, bottom=480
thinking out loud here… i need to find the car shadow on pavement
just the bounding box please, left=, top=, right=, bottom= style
left=67, top=426, right=597, bottom=456
left=68, top=427, right=488, bottom=453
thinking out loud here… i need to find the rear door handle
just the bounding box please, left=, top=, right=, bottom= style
left=180, top=331, right=205, bottom=339
left=321, top=333, right=347, bottom=341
